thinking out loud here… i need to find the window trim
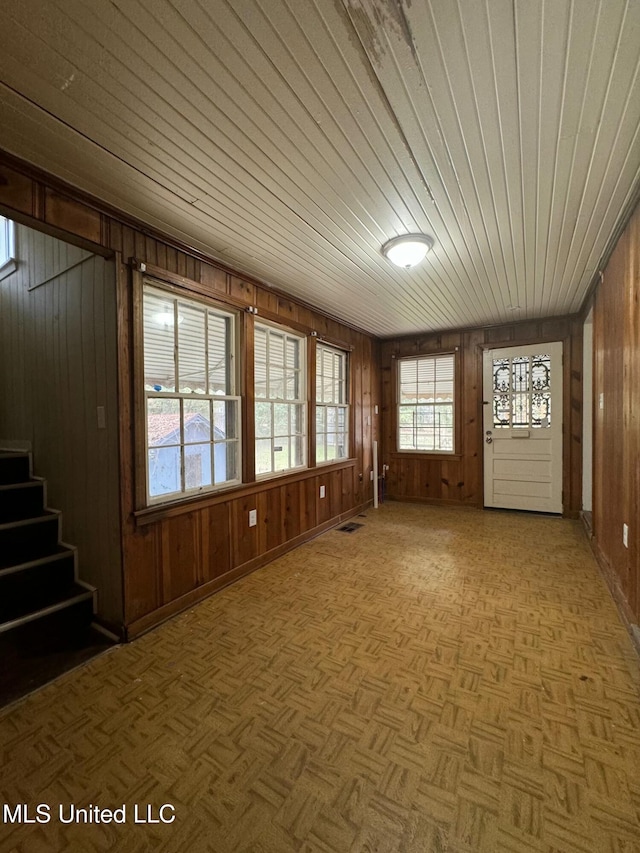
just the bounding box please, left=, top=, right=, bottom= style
left=134, top=272, right=242, bottom=508
left=315, top=342, right=350, bottom=466
left=395, top=352, right=458, bottom=456
left=0, top=216, right=16, bottom=280
left=253, top=318, right=308, bottom=480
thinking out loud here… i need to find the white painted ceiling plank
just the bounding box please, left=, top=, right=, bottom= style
left=0, top=0, right=638, bottom=336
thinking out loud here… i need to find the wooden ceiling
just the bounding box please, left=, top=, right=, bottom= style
left=0, top=0, right=638, bottom=336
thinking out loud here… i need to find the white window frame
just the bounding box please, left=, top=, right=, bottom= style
left=0, top=216, right=16, bottom=279
left=316, top=343, right=349, bottom=464
left=397, top=353, right=456, bottom=454
left=142, top=282, right=242, bottom=505
left=254, top=321, right=307, bottom=478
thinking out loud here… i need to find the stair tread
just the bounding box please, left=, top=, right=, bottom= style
left=0, top=509, right=58, bottom=528
left=0, top=582, right=94, bottom=628
left=0, top=545, right=75, bottom=575
left=0, top=479, right=41, bottom=490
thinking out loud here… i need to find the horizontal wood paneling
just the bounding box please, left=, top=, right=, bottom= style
left=381, top=318, right=583, bottom=515
left=592, top=202, right=640, bottom=625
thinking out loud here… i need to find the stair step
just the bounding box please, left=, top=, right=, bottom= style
left=0, top=583, right=94, bottom=634
left=0, top=622, right=115, bottom=708
left=0, top=549, right=76, bottom=605
left=0, top=545, right=76, bottom=576
left=0, top=452, right=30, bottom=485
left=0, top=512, right=60, bottom=568
left=0, top=480, right=45, bottom=522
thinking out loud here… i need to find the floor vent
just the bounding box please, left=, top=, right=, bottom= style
left=338, top=522, right=364, bottom=533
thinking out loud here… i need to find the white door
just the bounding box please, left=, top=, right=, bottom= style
left=483, top=342, right=563, bottom=513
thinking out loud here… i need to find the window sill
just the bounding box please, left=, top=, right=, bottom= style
left=134, top=458, right=357, bottom=526
left=392, top=451, right=462, bottom=460
left=0, top=259, right=17, bottom=281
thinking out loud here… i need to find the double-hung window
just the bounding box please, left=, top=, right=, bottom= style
left=316, top=343, right=349, bottom=463
left=254, top=323, right=306, bottom=476
left=143, top=283, right=241, bottom=503
left=398, top=354, right=455, bottom=453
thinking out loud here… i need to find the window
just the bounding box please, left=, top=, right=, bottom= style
left=398, top=354, right=455, bottom=452
left=316, top=343, right=349, bottom=463
left=0, top=216, right=16, bottom=278
left=143, top=283, right=241, bottom=503
left=254, top=323, right=306, bottom=476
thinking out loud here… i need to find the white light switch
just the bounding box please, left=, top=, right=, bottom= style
left=319, top=485, right=325, bottom=498
left=623, top=523, right=628, bottom=548
left=249, top=509, right=257, bottom=527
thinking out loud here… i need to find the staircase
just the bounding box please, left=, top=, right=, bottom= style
left=0, top=451, right=99, bottom=702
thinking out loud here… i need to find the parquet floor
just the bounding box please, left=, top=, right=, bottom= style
left=1, top=503, right=639, bottom=853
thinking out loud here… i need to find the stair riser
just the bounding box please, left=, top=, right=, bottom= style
left=0, top=556, right=76, bottom=622
left=0, top=484, right=45, bottom=522
left=0, top=517, right=60, bottom=566
left=0, top=455, right=30, bottom=485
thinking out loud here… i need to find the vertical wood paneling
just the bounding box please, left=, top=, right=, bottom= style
left=592, top=202, right=640, bottom=623
left=161, top=514, right=198, bottom=601
left=123, top=525, right=161, bottom=622
left=0, top=166, right=376, bottom=636
left=0, top=225, right=122, bottom=623
left=381, top=317, right=582, bottom=514
left=231, top=495, right=260, bottom=568
left=200, top=503, right=231, bottom=582
left=461, top=329, right=484, bottom=504
left=283, top=481, right=301, bottom=541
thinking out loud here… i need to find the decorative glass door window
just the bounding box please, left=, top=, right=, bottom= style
left=492, top=354, right=551, bottom=429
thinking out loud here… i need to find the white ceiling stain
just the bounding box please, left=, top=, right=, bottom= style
left=0, top=0, right=638, bottom=337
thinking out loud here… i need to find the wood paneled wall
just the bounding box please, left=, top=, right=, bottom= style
left=592, top=202, right=640, bottom=626
left=0, top=155, right=379, bottom=638
left=0, top=224, right=122, bottom=623
left=380, top=317, right=583, bottom=516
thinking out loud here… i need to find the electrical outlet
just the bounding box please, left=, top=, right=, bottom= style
left=623, top=523, right=628, bottom=548
left=370, top=470, right=374, bottom=480
left=319, top=485, right=325, bottom=498
left=249, top=509, right=257, bottom=527
left=599, top=392, right=604, bottom=410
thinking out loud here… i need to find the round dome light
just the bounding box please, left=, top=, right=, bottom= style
left=382, top=234, right=434, bottom=268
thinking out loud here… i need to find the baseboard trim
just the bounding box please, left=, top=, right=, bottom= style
left=125, top=501, right=372, bottom=640
left=385, top=495, right=471, bottom=508
left=586, top=532, right=640, bottom=659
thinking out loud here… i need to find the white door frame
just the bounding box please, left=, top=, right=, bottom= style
left=481, top=341, right=564, bottom=513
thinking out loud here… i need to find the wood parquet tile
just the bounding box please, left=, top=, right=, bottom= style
left=1, top=503, right=640, bottom=852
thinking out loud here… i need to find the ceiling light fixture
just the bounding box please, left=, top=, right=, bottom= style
left=382, top=234, right=434, bottom=269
